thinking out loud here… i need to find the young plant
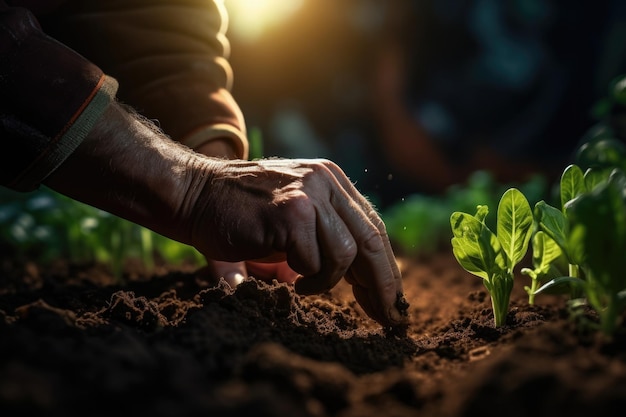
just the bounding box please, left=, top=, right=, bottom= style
left=520, top=230, right=563, bottom=304
left=450, top=188, right=533, bottom=326
left=534, top=164, right=626, bottom=335
left=530, top=165, right=588, bottom=300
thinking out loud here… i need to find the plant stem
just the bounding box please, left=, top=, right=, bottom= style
left=568, top=263, right=583, bottom=298
left=486, top=272, right=515, bottom=327
left=527, top=277, right=539, bottom=305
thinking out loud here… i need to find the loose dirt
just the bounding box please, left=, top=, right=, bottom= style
left=1, top=250, right=626, bottom=416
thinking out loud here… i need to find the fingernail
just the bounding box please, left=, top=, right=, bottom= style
left=388, top=293, right=410, bottom=325
left=224, top=272, right=245, bottom=287
left=388, top=307, right=405, bottom=324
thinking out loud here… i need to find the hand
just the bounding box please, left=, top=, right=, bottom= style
left=194, top=139, right=299, bottom=286
left=46, top=103, right=408, bottom=327
left=185, top=157, right=407, bottom=326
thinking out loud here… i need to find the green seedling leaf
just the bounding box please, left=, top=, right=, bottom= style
left=496, top=188, right=533, bottom=269
left=534, top=201, right=576, bottom=262
left=576, top=138, right=626, bottom=172
left=450, top=211, right=504, bottom=282
left=475, top=204, right=489, bottom=223
left=531, top=231, right=562, bottom=274
left=534, top=276, right=586, bottom=296
left=567, top=182, right=626, bottom=294
left=608, top=168, right=626, bottom=193
left=560, top=164, right=586, bottom=210
left=521, top=231, right=563, bottom=303
left=584, top=167, right=613, bottom=191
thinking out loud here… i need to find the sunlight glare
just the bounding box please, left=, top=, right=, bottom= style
left=227, top=0, right=305, bottom=41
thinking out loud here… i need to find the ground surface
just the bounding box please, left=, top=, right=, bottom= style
left=1, top=250, right=626, bottom=417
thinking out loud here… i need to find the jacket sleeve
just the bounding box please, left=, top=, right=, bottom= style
left=39, top=0, right=248, bottom=159
left=0, top=2, right=118, bottom=191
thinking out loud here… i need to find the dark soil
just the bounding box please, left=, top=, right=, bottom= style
left=1, top=250, right=626, bottom=417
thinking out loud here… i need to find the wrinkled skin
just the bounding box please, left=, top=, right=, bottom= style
left=194, top=140, right=299, bottom=287
left=46, top=102, right=407, bottom=326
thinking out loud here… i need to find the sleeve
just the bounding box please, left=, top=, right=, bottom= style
left=39, top=0, right=248, bottom=159
left=0, top=3, right=119, bottom=192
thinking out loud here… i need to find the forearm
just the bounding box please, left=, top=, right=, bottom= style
left=44, top=101, right=216, bottom=247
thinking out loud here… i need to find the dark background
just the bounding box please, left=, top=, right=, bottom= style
left=226, top=0, right=626, bottom=208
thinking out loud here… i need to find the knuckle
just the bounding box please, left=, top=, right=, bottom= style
left=279, top=193, right=316, bottom=223
left=317, top=158, right=338, bottom=170
left=369, top=210, right=388, bottom=234
left=332, top=238, right=358, bottom=269
left=361, top=228, right=385, bottom=254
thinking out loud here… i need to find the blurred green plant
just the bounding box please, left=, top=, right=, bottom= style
left=248, top=126, right=264, bottom=160
left=531, top=149, right=626, bottom=336
left=382, top=170, right=547, bottom=257
left=0, top=187, right=204, bottom=276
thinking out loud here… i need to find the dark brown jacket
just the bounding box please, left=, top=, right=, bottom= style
left=1, top=0, right=247, bottom=191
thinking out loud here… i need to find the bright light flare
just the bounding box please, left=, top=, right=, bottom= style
left=227, top=0, right=305, bottom=41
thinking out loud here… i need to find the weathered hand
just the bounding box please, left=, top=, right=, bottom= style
left=193, top=139, right=299, bottom=286
left=186, top=158, right=407, bottom=326
left=46, top=102, right=407, bottom=327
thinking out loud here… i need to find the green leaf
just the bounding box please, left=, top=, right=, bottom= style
left=475, top=205, right=489, bottom=223
left=450, top=211, right=504, bottom=282
left=531, top=231, right=562, bottom=274
left=534, top=201, right=576, bottom=263
left=534, top=276, right=586, bottom=295
left=560, top=164, right=586, bottom=210
left=567, top=182, right=626, bottom=294
left=496, top=188, right=533, bottom=268
left=576, top=138, right=626, bottom=172
left=584, top=167, right=612, bottom=191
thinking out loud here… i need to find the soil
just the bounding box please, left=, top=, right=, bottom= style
left=1, top=248, right=626, bottom=417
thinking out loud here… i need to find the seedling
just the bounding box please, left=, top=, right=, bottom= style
left=533, top=163, right=626, bottom=335
left=450, top=188, right=533, bottom=326
left=520, top=230, right=563, bottom=305
left=529, top=165, right=588, bottom=300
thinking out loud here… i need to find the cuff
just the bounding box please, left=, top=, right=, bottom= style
left=181, top=124, right=249, bottom=160
left=11, top=75, right=119, bottom=191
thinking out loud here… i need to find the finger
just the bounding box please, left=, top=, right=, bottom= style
left=205, top=259, right=247, bottom=288
left=348, top=272, right=383, bottom=323
left=245, top=261, right=299, bottom=284
left=322, top=162, right=406, bottom=325
left=294, top=204, right=356, bottom=295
